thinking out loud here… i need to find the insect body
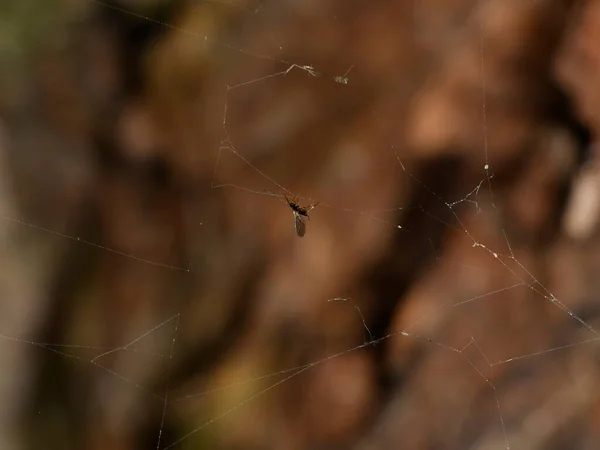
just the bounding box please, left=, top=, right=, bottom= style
left=285, top=195, right=319, bottom=237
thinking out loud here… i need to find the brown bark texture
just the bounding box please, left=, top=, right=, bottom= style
left=1, top=1, right=600, bottom=449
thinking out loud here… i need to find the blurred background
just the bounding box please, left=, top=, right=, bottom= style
left=2, top=0, right=600, bottom=449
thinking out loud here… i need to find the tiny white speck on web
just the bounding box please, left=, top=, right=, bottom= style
left=1, top=1, right=599, bottom=450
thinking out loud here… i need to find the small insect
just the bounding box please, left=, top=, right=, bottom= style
left=285, top=195, right=319, bottom=237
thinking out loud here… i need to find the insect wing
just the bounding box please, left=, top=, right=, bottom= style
left=294, top=212, right=306, bottom=237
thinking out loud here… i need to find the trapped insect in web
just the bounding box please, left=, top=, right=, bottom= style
left=285, top=195, right=319, bottom=237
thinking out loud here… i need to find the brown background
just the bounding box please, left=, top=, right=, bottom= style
left=1, top=0, right=600, bottom=449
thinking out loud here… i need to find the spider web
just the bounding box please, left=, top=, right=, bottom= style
left=0, top=1, right=599, bottom=450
